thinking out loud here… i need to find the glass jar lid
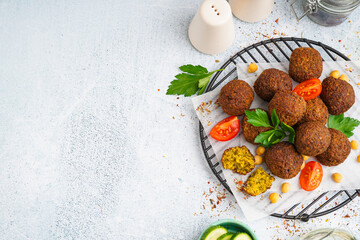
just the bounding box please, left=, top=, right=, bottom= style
left=299, top=228, right=355, bottom=240
left=318, top=0, right=360, bottom=14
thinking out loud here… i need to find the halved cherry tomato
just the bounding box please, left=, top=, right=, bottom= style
left=299, top=161, right=323, bottom=191
left=210, top=116, right=240, bottom=141
left=292, top=78, right=322, bottom=100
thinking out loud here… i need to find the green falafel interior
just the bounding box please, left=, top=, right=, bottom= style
left=243, top=167, right=275, bottom=196
left=221, top=146, right=255, bottom=175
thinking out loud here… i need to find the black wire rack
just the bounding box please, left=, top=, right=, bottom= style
left=199, top=37, right=360, bottom=221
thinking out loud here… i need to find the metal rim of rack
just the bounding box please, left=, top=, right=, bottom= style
left=199, top=37, right=360, bottom=221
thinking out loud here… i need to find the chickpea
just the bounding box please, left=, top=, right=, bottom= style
left=332, top=173, right=343, bottom=183
left=350, top=140, right=359, bottom=150
left=254, top=155, right=263, bottom=165
left=269, top=193, right=279, bottom=203
left=256, top=146, right=266, bottom=155
left=301, top=161, right=305, bottom=170
left=329, top=70, right=340, bottom=78
left=302, top=155, right=309, bottom=161
left=281, top=183, right=291, bottom=193
left=339, top=74, right=349, bottom=82
left=357, top=155, right=360, bottom=163
left=247, top=63, right=258, bottom=73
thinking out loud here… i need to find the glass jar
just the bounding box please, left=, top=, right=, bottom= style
left=299, top=228, right=355, bottom=240
left=290, top=0, right=360, bottom=26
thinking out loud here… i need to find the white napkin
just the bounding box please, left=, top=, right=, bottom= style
left=192, top=61, right=360, bottom=221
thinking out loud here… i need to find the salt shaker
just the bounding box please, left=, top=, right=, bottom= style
left=188, top=0, right=235, bottom=55
left=229, top=0, right=274, bottom=22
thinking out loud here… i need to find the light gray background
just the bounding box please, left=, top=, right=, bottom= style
left=0, top=0, right=359, bottom=239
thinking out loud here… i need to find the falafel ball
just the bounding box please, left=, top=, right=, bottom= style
left=264, top=142, right=303, bottom=179
left=289, top=47, right=323, bottom=83
left=268, top=90, right=306, bottom=126
left=218, top=79, right=254, bottom=116
left=298, top=97, right=329, bottom=125
left=254, top=68, right=293, bottom=101
left=295, top=121, right=331, bottom=156
left=316, top=128, right=351, bottom=166
left=242, top=109, right=272, bottom=145
left=320, top=76, right=355, bottom=115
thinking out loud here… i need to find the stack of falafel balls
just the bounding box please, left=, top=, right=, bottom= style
left=218, top=47, right=355, bottom=196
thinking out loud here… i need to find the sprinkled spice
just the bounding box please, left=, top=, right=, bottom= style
left=196, top=100, right=220, bottom=114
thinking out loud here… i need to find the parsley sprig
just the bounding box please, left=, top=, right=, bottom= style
left=328, top=114, right=360, bottom=138
left=245, top=109, right=295, bottom=147
left=166, top=64, right=224, bottom=97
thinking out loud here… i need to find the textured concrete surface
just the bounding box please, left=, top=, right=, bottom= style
left=0, top=0, right=359, bottom=239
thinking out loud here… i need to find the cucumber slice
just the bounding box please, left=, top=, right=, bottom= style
left=230, top=232, right=253, bottom=240
left=201, top=226, right=228, bottom=240
left=218, top=232, right=234, bottom=240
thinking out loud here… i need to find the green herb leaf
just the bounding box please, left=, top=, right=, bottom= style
left=245, top=109, right=272, bottom=128
left=167, top=74, right=208, bottom=97
left=255, top=129, right=286, bottom=147
left=166, top=65, right=224, bottom=97
left=328, top=114, right=360, bottom=138
left=272, top=130, right=287, bottom=144
left=198, top=75, right=211, bottom=95
left=179, top=64, right=208, bottom=75
left=280, top=122, right=295, bottom=143
left=255, top=130, right=276, bottom=147
left=198, top=75, right=211, bottom=88
left=271, top=109, right=279, bottom=128
left=250, top=109, right=296, bottom=147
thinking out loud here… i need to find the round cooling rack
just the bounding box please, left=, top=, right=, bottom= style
left=199, top=37, right=360, bottom=222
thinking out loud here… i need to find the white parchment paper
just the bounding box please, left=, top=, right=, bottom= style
left=192, top=61, right=360, bottom=221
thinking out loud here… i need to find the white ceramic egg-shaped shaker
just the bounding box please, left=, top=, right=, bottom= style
left=188, top=0, right=235, bottom=55
left=229, top=0, right=274, bottom=23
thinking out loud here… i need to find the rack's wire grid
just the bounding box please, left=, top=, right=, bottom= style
left=199, top=37, right=360, bottom=222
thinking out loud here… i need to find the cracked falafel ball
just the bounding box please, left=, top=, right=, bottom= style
left=221, top=146, right=255, bottom=175
left=242, top=167, right=275, bottom=196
